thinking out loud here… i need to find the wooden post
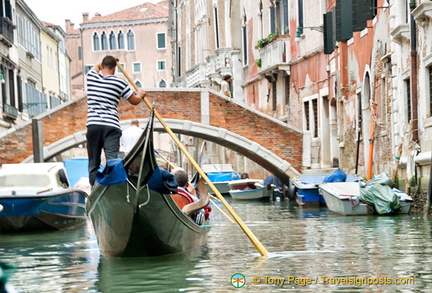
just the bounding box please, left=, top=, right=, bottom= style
left=32, top=118, right=44, bottom=163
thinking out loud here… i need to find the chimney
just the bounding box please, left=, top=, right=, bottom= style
left=94, top=12, right=101, bottom=17
left=83, top=12, right=89, bottom=23
left=65, top=19, right=72, bottom=33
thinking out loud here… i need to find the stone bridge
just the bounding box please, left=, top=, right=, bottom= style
left=0, top=89, right=303, bottom=185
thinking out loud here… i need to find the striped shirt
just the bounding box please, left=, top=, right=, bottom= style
left=86, top=70, right=134, bottom=129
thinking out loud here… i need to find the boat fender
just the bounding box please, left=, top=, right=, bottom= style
left=0, top=204, right=3, bottom=212
left=195, top=212, right=205, bottom=225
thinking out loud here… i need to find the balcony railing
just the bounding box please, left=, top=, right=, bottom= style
left=185, top=63, right=208, bottom=88
left=259, top=36, right=289, bottom=72
left=3, top=103, right=18, bottom=119
left=0, top=16, right=14, bottom=45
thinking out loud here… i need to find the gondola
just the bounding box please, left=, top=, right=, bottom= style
left=86, top=110, right=210, bottom=257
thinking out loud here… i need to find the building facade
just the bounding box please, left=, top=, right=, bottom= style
left=67, top=1, right=172, bottom=92
left=170, top=0, right=432, bottom=193
left=0, top=0, right=71, bottom=133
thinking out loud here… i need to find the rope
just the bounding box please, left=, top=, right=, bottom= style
left=138, top=185, right=151, bottom=208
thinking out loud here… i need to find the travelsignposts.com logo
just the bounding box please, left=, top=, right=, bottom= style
left=230, top=273, right=246, bottom=288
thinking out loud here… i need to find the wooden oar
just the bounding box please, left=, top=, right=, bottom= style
left=154, top=149, right=235, bottom=224
left=154, top=149, right=176, bottom=170
left=117, top=62, right=268, bottom=256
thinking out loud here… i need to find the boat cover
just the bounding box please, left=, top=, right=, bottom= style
left=323, top=168, right=347, bottom=183
left=359, top=173, right=401, bottom=214
left=96, top=158, right=128, bottom=186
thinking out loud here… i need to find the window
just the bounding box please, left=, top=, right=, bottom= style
left=127, top=29, right=135, bottom=50
left=380, top=78, right=387, bottom=126
left=214, top=6, right=220, bottom=48
left=133, top=62, right=141, bottom=73
left=85, top=65, right=93, bottom=74
left=298, top=0, right=304, bottom=35
left=118, top=31, right=125, bottom=49
left=284, top=75, right=290, bottom=112
left=93, top=32, right=100, bottom=51
left=304, top=98, right=318, bottom=137
left=178, top=47, right=182, bottom=77
left=159, top=80, right=167, bottom=88
left=157, top=61, right=166, bottom=71
left=78, top=46, right=82, bottom=60
left=135, top=81, right=142, bottom=88
left=109, top=31, right=117, bottom=50
left=405, top=78, right=411, bottom=121
left=312, top=99, right=318, bottom=138
left=270, top=5, right=276, bottom=33
left=429, top=66, right=432, bottom=117
left=304, top=101, right=310, bottom=131
left=242, top=25, right=247, bottom=66
left=116, top=63, right=125, bottom=74
left=282, top=0, right=289, bottom=34
left=157, top=33, right=166, bottom=49
left=101, top=32, right=108, bottom=50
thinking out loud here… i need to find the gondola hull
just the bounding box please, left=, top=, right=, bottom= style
left=88, top=184, right=209, bottom=257
left=87, top=110, right=210, bottom=257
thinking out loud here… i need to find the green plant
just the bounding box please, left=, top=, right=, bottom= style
left=255, top=32, right=281, bottom=49
left=256, top=58, right=262, bottom=67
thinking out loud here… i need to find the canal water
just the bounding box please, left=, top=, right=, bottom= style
left=1, top=199, right=432, bottom=292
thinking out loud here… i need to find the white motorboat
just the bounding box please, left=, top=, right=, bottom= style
left=319, top=182, right=413, bottom=216
left=0, top=162, right=87, bottom=232
left=228, top=179, right=272, bottom=200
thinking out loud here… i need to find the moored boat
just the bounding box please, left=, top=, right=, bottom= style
left=86, top=111, right=211, bottom=257
left=228, top=179, right=272, bottom=200
left=292, top=171, right=361, bottom=206
left=0, top=162, right=87, bottom=232
left=319, top=181, right=413, bottom=216
left=202, top=164, right=240, bottom=195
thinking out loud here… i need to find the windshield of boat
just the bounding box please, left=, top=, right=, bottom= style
left=0, top=174, right=51, bottom=188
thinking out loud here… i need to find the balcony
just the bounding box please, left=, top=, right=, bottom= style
left=412, top=2, right=432, bottom=27
left=185, top=63, right=209, bottom=88
left=258, top=35, right=290, bottom=76
left=3, top=103, right=18, bottom=119
left=0, top=16, right=14, bottom=47
left=390, top=24, right=410, bottom=45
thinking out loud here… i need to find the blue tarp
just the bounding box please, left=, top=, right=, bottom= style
left=264, top=175, right=283, bottom=189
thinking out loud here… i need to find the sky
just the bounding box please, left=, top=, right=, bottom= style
left=24, top=0, right=161, bottom=30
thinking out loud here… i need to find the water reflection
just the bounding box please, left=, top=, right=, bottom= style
left=1, top=201, right=432, bottom=292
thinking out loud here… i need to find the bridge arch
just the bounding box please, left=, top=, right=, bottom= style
left=0, top=89, right=303, bottom=186
left=22, top=118, right=300, bottom=184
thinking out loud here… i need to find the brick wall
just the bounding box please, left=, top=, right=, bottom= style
left=0, top=90, right=303, bottom=176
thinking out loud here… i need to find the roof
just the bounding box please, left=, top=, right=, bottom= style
left=81, top=1, right=169, bottom=25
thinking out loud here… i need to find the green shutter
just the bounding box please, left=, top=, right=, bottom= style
left=336, top=0, right=353, bottom=41
left=323, top=11, right=335, bottom=54
left=352, top=0, right=372, bottom=31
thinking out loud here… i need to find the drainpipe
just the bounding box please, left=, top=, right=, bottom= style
left=409, top=0, right=418, bottom=143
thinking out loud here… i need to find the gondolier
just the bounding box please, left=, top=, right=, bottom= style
left=85, top=55, right=147, bottom=187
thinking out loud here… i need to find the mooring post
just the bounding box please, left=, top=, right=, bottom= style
left=32, top=118, right=44, bottom=163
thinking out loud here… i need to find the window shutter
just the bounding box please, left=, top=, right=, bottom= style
left=336, top=0, right=353, bottom=41
left=352, top=0, right=372, bottom=32
left=323, top=11, right=335, bottom=54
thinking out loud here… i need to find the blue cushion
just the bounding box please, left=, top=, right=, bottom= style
left=96, top=158, right=128, bottom=187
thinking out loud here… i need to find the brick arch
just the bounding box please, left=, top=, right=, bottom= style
left=21, top=119, right=300, bottom=184
left=0, top=89, right=303, bottom=185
